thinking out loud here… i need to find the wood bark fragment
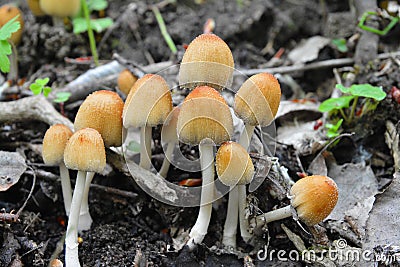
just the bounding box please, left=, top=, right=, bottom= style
left=0, top=95, right=73, bottom=129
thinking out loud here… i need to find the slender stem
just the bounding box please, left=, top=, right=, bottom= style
left=78, top=172, right=94, bottom=231
left=59, top=162, right=72, bottom=216
left=81, top=0, right=99, bottom=66
left=187, top=141, right=214, bottom=250
left=139, top=126, right=152, bottom=170
left=222, top=186, right=239, bottom=248
left=65, top=171, right=86, bottom=267
left=348, top=96, right=359, bottom=123
left=338, top=108, right=348, bottom=122
left=238, top=124, right=255, bottom=150
left=151, top=5, right=177, bottom=54
left=8, top=42, right=18, bottom=82
left=255, top=205, right=292, bottom=226
left=159, top=141, right=175, bottom=177
left=238, top=184, right=251, bottom=242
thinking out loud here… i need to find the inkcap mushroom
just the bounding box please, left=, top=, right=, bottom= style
left=0, top=4, right=24, bottom=45
left=117, top=69, right=138, bottom=96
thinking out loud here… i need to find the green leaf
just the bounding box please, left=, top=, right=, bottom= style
left=332, top=38, right=348, bottom=53
left=88, top=0, right=108, bottom=11
left=72, top=17, right=88, bottom=34
left=319, top=96, right=355, bottom=112
left=126, top=141, right=141, bottom=152
left=326, top=119, right=343, bottom=138
left=90, top=18, right=113, bottom=33
left=35, top=77, right=49, bottom=86
left=0, top=16, right=21, bottom=40
left=43, top=86, right=52, bottom=97
left=348, top=84, right=386, bottom=101
left=335, top=84, right=351, bottom=94
left=0, top=40, right=11, bottom=73
left=29, top=83, right=42, bottom=95
left=54, top=92, right=71, bottom=103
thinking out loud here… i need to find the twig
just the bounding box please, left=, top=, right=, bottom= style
left=0, top=95, right=73, bottom=129
left=238, top=51, right=400, bottom=76
left=26, top=169, right=139, bottom=200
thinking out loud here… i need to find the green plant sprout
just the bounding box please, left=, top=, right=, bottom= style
left=152, top=5, right=177, bottom=54
left=73, top=0, right=114, bottom=66
left=325, top=118, right=343, bottom=138
left=331, top=38, right=348, bottom=53
left=358, top=11, right=399, bottom=36
left=0, top=15, right=21, bottom=73
left=29, top=78, right=71, bottom=104
left=319, top=84, right=386, bottom=123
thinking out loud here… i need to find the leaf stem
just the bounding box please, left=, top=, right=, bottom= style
left=338, top=108, right=348, bottom=122
left=82, top=0, right=99, bottom=66
left=348, top=96, right=358, bottom=123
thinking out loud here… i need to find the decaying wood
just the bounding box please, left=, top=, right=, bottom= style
left=0, top=95, right=73, bottom=129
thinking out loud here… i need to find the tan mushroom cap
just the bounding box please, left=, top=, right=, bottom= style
left=162, top=106, right=180, bottom=144
left=177, top=86, right=233, bottom=145
left=123, top=74, right=172, bottom=128
left=64, top=128, right=106, bottom=173
left=290, top=175, right=338, bottom=226
left=179, top=33, right=234, bottom=90
left=0, top=5, right=24, bottom=45
left=39, top=0, right=80, bottom=18
left=42, top=124, right=73, bottom=166
left=216, top=141, right=254, bottom=186
left=74, top=90, right=124, bottom=148
left=234, top=73, right=281, bottom=126
left=117, top=69, right=138, bottom=95
left=27, top=0, right=46, bottom=16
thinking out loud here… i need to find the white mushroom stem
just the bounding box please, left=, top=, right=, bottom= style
left=187, top=141, right=214, bottom=250
left=255, top=205, right=292, bottom=226
left=222, top=186, right=238, bottom=248
left=59, top=162, right=72, bottom=216
left=237, top=124, right=256, bottom=242
left=78, top=172, right=95, bottom=231
left=159, top=141, right=176, bottom=178
left=139, top=126, right=152, bottom=170
left=65, top=171, right=86, bottom=267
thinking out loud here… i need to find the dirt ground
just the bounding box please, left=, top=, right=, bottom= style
left=1, top=0, right=400, bottom=266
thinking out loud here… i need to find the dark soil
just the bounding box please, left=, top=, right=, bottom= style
left=1, top=0, right=400, bottom=266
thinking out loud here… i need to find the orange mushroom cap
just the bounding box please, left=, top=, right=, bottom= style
left=0, top=5, right=24, bottom=45
left=117, top=69, right=138, bottom=95
left=290, top=175, right=338, bottom=226
left=42, top=124, right=73, bottom=166
left=234, top=73, right=281, bottom=126
left=39, top=0, right=80, bottom=18
left=179, top=33, right=234, bottom=90
left=216, top=141, right=254, bottom=186
left=74, top=90, right=124, bottom=147
left=177, top=86, right=233, bottom=145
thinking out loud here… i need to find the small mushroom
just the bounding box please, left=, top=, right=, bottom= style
left=39, top=0, right=80, bottom=26
left=256, top=175, right=338, bottom=226
left=159, top=106, right=180, bottom=178
left=233, top=72, right=281, bottom=242
left=123, top=74, right=172, bottom=170
left=0, top=4, right=24, bottom=45
left=216, top=141, right=254, bottom=248
left=27, top=0, right=46, bottom=16
left=74, top=90, right=124, bottom=231
left=117, top=69, right=138, bottom=96
left=64, top=128, right=106, bottom=267
left=178, top=33, right=234, bottom=90
left=177, top=85, right=233, bottom=249
left=42, top=124, right=73, bottom=216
